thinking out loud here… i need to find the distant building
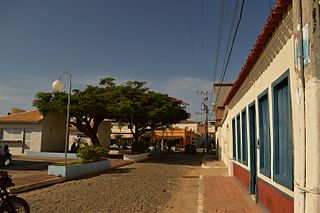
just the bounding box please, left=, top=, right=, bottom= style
left=0, top=109, right=111, bottom=154
left=0, top=110, right=66, bottom=154
left=152, top=127, right=198, bottom=148
left=212, top=83, right=233, bottom=124
left=209, top=83, right=233, bottom=153
left=172, top=120, right=201, bottom=135
left=110, top=122, right=133, bottom=144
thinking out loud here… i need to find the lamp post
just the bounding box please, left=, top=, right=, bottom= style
left=52, top=72, right=71, bottom=166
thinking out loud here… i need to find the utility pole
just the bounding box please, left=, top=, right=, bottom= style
left=197, top=91, right=209, bottom=153
left=195, top=112, right=203, bottom=123
left=293, top=0, right=320, bottom=212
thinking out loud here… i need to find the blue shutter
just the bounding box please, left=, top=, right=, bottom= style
left=236, top=115, right=241, bottom=162
left=232, top=119, right=236, bottom=160
left=242, top=109, right=248, bottom=165
left=258, top=91, right=271, bottom=177
left=273, top=72, right=293, bottom=190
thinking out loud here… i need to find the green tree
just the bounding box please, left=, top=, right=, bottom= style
left=114, top=81, right=190, bottom=142
left=33, top=79, right=117, bottom=146
left=33, top=77, right=189, bottom=147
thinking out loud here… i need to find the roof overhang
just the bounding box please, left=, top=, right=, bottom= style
left=224, top=0, right=291, bottom=106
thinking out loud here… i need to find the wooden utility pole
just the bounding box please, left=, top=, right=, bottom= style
left=197, top=91, right=209, bottom=153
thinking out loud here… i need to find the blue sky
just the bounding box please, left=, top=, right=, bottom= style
left=0, top=0, right=275, bottom=121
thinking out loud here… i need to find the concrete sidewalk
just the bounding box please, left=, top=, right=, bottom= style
left=200, top=154, right=264, bottom=213
left=8, top=157, right=132, bottom=194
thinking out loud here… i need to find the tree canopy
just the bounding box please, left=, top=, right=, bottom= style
left=33, top=80, right=116, bottom=146
left=33, top=78, right=190, bottom=146
left=111, top=81, right=190, bottom=142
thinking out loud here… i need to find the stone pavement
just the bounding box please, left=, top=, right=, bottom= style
left=200, top=154, right=264, bottom=213
left=5, top=156, right=132, bottom=193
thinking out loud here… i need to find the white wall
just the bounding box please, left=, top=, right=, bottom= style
left=0, top=123, right=41, bottom=154
left=223, top=9, right=296, bottom=198
left=40, top=113, right=66, bottom=152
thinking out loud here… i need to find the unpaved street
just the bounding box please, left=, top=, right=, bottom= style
left=19, top=153, right=202, bottom=213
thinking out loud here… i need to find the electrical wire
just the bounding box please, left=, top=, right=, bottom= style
left=187, top=0, right=198, bottom=91
left=220, top=0, right=240, bottom=82
left=214, top=0, right=245, bottom=106
left=201, top=0, right=204, bottom=81
left=212, top=0, right=226, bottom=82
left=268, top=0, right=272, bottom=14
left=294, top=180, right=320, bottom=194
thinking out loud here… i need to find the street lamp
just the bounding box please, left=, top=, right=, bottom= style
left=52, top=72, right=72, bottom=166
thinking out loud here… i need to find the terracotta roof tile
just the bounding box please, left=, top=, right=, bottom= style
left=0, top=110, right=43, bottom=123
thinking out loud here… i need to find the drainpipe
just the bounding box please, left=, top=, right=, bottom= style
left=293, top=0, right=306, bottom=212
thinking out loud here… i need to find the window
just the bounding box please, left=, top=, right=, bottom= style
left=236, top=114, right=241, bottom=162
left=232, top=118, right=236, bottom=159
left=258, top=91, right=271, bottom=177
left=2, top=128, right=22, bottom=140
left=273, top=72, right=293, bottom=190
left=25, top=129, right=32, bottom=141
left=241, top=109, right=248, bottom=165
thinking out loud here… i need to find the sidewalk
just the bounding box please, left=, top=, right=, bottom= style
left=163, top=154, right=264, bottom=213
left=8, top=158, right=132, bottom=194
left=201, top=154, right=264, bottom=213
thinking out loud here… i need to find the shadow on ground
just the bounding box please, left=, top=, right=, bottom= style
left=107, top=168, right=135, bottom=174
left=5, top=160, right=52, bottom=171
left=142, top=152, right=203, bottom=167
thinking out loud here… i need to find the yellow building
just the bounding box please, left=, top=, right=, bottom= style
left=153, top=127, right=198, bottom=148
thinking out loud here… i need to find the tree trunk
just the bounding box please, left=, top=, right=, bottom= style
left=87, top=132, right=100, bottom=146
left=133, top=134, right=139, bottom=143
left=71, top=121, right=100, bottom=146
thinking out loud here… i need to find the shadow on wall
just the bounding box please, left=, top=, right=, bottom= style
left=230, top=12, right=293, bottom=107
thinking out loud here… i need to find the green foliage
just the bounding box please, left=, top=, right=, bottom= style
left=132, top=141, right=148, bottom=154
left=33, top=77, right=190, bottom=146
left=70, top=137, right=86, bottom=153
left=76, top=144, right=109, bottom=162
left=112, top=82, right=190, bottom=142
left=114, top=134, right=125, bottom=148
left=33, top=79, right=118, bottom=146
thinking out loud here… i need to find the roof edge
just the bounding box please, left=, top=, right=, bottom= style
left=223, top=0, right=291, bottom=106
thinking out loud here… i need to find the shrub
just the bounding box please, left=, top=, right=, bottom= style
left=76, top=144, right=109, bottom=162
left=132, top=141, right=148, bottom=154
left=70, top=137, right=86, bottom=153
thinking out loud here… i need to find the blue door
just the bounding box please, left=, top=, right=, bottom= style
left=249, top=103, right=257, bottom=198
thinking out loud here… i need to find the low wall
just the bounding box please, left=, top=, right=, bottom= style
left=26, top=151, right=79, bottom=159
left=233, top=162, right=294, bottom=213
left=123, top=153, right=150, bottom=162
left=233, top=162, right=250, bottom=190
left=258, top=178, right=294, bottom=213
left=48, top=160, right=111, bottom=179
left=109, top=150, right=120, bottom=155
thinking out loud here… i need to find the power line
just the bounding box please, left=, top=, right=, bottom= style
left=200, top=0, right=204, bottom=81
left=214, top=0, right=246, bottom=106
left=187, top=0, right=197, bottom=90
left=212, top=0, right=226, bottom=82
left=268, top=0, right=272, bottom=14
left=220, top=0, right=241, bottom=82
